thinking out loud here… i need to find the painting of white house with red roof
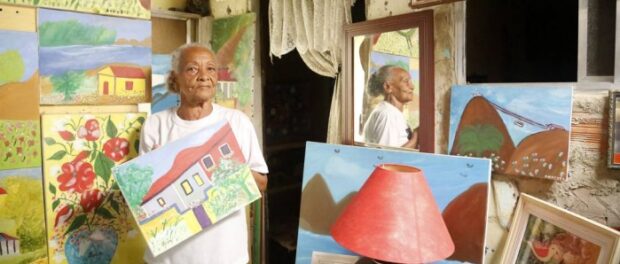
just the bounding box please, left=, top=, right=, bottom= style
left=112, top=120, right=261, bottom=256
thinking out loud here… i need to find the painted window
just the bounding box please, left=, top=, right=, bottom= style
left=219, top=143, right=232, bottom=157
left=181, top=180, right=193, bottom=195
left=157, top=197, right=166, bottom=207
left=202, top=155, right=215, bottom=170
left=126, top=81, right=133, bottom=90
left=193, top=173, right=204, bottom=186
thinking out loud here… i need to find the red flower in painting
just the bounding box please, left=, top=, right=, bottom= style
left=58, top=130, right=75, bottom=141
left=77, top=119, right=101, bottom=141
left=80, top=189, right=104, bottom=213
left=55, top=205, right=74, bottom=227
left=103, top=138, right=129, bottom=162
left=57, top=151, right=95, bottom=193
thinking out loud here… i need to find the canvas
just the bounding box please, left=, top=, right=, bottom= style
left=41, top=113, right=147, bottom=264
left=449, top=85, right=573, bottom=181
left=38, top=9, right=151, bottom=105
left=296, top=142, right=491, bottom=264
left=0, top=0, right=150, bottom=19
left=112, top=120, right=261, bottom=257
left=151, top=54, right=179, bottom=113
left=212, top=13, right=256, bottom=117
left=0, top=168, right=47, bottom=264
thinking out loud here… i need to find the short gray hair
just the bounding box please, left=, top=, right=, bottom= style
left=367, top=65, right=398, bottom=97
left=167, top=42, right=215, bottom=93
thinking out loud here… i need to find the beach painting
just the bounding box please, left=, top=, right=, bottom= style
left=38, top=9, right=151, bottom=105
left=449, top=85, right=573, bottom=180
left=113, top=120, right=261, bottom=256
left=296, top=142, right=491, bottom=264
left=151, top=54, right=179, bottom=113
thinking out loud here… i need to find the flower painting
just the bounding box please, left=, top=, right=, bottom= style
left=41, top=113, right=147, bottom=264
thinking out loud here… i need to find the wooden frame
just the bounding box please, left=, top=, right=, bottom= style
left=342, top=10, right=435, bottom=152
left=608, top=90, right=620, bottom=168
left=501, top=193, right=620, bottom=264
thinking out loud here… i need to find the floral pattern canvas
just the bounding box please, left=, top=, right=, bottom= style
left=41, top=113, right=147, bottom=264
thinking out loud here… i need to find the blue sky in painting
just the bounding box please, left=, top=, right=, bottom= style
left=448, top=85, right=573, bottom=149
left=0, top=30, right=38, bottom=82
left=38, top=8, right=150, bottom=41
left=0, top=167, right=41, bottom=179
left=296, top=142, right=491, bottom=264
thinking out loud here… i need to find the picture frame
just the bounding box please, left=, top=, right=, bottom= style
left=500, top=193, right=620, bottom=264
left=342, top=10, right=435, bottom=152
left=608, top=90, right=620, bottom=168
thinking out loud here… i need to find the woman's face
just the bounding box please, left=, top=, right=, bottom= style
left=385, top=67, right=414, bottom=104
left=174, top=47, right=218, bottom=104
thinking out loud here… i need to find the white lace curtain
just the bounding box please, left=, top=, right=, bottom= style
left=269, top=0, right=355, bottom=143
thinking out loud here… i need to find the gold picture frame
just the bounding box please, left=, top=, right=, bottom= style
left=500, top=193, right=620, bottom=264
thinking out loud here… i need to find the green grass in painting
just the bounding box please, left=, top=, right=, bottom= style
left=38, top=20, right=116, bottom=47
left=0, top=176, right=47, bottom=257
left=0, top=121, right=41, bottom=170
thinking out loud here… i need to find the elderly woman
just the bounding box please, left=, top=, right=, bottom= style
left=140, top=43, right=268, bottom=264
left=363, top=65, right=418, bottom=148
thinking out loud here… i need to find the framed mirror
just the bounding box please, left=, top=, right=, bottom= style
left=342, top=10, right=435, bottom=152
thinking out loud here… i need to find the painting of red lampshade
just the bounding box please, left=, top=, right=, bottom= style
left=331, top=164, right=454, bottom=264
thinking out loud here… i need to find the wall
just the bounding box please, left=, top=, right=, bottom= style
left=367, top=0, right=620, bottom=263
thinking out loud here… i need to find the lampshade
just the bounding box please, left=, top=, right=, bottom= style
left=331, top=164, right=454, bottom=264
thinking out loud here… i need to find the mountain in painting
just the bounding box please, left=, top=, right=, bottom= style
left=299, top=174, right=356, bottom=235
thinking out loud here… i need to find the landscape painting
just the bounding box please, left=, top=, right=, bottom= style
left=151, top=54, right=179, bottom=113
left=41, top=113, right=147, bottom=264
left=112, top=120, right=261, bottom=256
left=212, top=13, right=256, bottom=117
left=296, top=142, right=491, bottom=264
left=38, top=9, right=151, bottom=105
left=449, top=85, right=573, bottom=180
left=0, top=0, right=150, bottom=19
left=0, top=30, right=41, bottom=170
left=0, top=168, right=47, bottom=264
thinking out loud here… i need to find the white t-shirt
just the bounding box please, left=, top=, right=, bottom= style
left=363, top=101, right=410, bottom=147
left=140, top=104, right=268, bottom=264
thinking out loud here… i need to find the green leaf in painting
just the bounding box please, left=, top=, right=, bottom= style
left=95, top=207, right=114, bottom=219
left=48, top=150, right=67, bottom=160
left=51, top=199, right=60, bottom=211
left=94, top=152, right=115, bottom=183
left=89, top=142, right=98, bottom=161
left=134, top=139, right=140, bottom=154
left=44, top=137, right=56, bottom=145
left=109, top=197, right=120, bottom=214
left=106, top=116, right=117, bottom=138
left=49, top=183, right=57, bottom=195
left=136, top=116, right=145, bottom=125
left=33, top=0, right=40, bottom=5
left=64, top=214, right=87, bottom=236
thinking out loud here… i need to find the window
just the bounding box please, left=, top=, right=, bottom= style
left=202, top=155, right=215, bottom=170
left=126, top=81, right=133, bottom=90
left=578, top=0, right=619, bottom=87
left=193, top=173, right=204, bottom=186
left=157, top=197, right=166, bottom=207
left=181, top=180, right=193, bottom=195
left=219, top=143, right=232, bottom=157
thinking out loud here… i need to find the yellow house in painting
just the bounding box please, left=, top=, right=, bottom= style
left=97, top=66, right=146, bottom=96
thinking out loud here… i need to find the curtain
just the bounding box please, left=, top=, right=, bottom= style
left=269, top=0, right=355, bottom=143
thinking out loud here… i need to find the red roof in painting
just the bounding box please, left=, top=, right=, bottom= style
left=0, top=233, right=17, bottom=240
left=218, top=68, right=236, bottom=81
left=109, top=66, right=146, bottom=78
left=141, top=124, right=232, bottom=204
left=0, top=187, right=6, bottom=195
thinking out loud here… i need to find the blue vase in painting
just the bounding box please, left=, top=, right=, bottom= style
left=65, top=227, right=118, bottom=264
